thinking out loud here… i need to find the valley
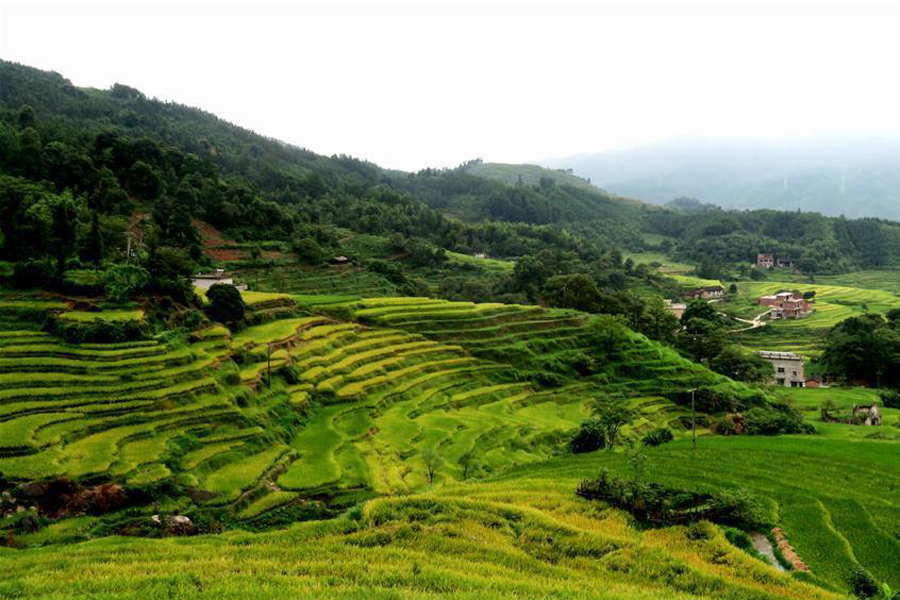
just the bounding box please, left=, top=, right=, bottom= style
left=1, top=58, right=899, bottom=600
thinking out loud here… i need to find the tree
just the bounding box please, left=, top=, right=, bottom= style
left=709, top=346, right=771, bottom=383
left=48, top=192, right=78, bottom=278
left=103, top=264, right=150, bottom=301
left=422, top=448, right=440, bottom=484
left=680, top=299, right=720, bottom=325
left=291, top=237, right=325, bottom=264
left=676, top=317, right=728, bottom=364
left=591, top=396, right=634, bottom=450
left=205, top=283, right=246, bottom=328
left=821, top=314, right=900, bottom=387
left=542, top=273, right=601, bottom=312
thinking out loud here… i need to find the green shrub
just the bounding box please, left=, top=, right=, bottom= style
left=45, top=315, right=149, bottom=344
left=879, top=389, right=900, bottom=409
left=743, top=405, right=813, bottom=436
left=848, top=566, right=879, bottom=599
left=12, top=259, right=55, bottom=289
left=641, top=427, right=674, bottom=447
left=570, top=419, right=604, bottom=453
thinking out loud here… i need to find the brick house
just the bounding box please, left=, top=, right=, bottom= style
left=759, top=291, right=813, bottom=319
left=755, top=254, right=795, bottom=269
left=758, top=351, right=805, bottom=387
left=756, top=254, right=775, bottom=268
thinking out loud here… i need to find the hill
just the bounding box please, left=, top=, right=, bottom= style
left=3, top=439, right=862, bottom=600
left=467, top=161, right=602, bottom=192
left=542, top=136, right=900, bottom=220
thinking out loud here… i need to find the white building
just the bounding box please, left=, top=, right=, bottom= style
left=758, top=351, right=805, bottom=387
left=192, top=269, right=233, bottom=290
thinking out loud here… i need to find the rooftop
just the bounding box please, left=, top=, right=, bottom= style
left=758, top=350, right=803, bottom=361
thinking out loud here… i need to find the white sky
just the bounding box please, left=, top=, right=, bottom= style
left=1, top=0, right=900, bottom=171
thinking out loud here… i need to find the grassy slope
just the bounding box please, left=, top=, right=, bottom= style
left=2, top=290, right=899, bottom=599
left=1, top=438, right=861, bottom=600
left=726, top=279, right=900, bottom=357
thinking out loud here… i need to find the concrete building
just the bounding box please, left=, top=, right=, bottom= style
left=664, top=299, right=687, bottom=320
left=758, top=351, right=805, bottom=387
left=192, top=269, right=233, bottom=290
left=756, top=254, right=775, bottom=268
left=759, top=291, right=813, bottom=319
left=685, top=285, right=725, bottom=300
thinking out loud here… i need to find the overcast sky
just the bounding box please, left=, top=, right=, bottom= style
left=2, top=0, right=900, bottom=171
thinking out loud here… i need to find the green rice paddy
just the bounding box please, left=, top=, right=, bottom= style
left=0, top=290, right=898, bottom=599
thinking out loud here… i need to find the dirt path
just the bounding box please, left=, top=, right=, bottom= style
left=728, top=309, right=771, bottom=333
left=750, top=532, right=785, bottom=571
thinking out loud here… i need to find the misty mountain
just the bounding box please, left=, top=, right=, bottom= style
left=541, top=136, right=900, bottom=220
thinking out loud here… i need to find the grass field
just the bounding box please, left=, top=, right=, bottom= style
left=623, top=251, right=695, bottom=275
left=3, top=436, right=869, bottom=600
left=1, top=290, right=898, bottom=599
left=727, top=280, right=900, bottom=357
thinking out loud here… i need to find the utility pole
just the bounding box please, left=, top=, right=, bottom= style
left=266, top=343, right=272, bottom=388
left=691, top=389, right=697, bottom=451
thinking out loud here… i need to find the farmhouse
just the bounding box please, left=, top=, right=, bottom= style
left=758, top=350, right=805, bottom=387
left=192, top=268, right=233, bottom=290
left=756, top=254, right=775, bottom=268
left=664, top=299, right=687, bottom=319
left=685, top=285, right=725, bottom=300
left=804, top=375, right=828, bottom=388
left=759, top=291, right=813, bottom=320
left=821, top=403, right=882, bottom=426
left=755, top=254, right=795, bottom=269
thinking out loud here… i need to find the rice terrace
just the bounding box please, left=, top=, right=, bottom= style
left=3, top=7, right=900, bottom=600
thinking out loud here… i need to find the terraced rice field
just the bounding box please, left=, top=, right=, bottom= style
left=347, top=297, right=592, bottom=362
left=730, top=281, right=900, bottom=356
left=1, top=292, right=897, bottom=599
left=236, top=266, right=400, bottom=297
left=1, top=437, right=858, bottom=600
left=0, top=326, right=270, bottom=486
left=268, top=298, right=750, bottom=495
left=504, top=436, right=900, bottom=591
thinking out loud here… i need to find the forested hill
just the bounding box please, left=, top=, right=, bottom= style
left=7, top=57, right=900, bottom=282
left=0, top=60, right=650, bottom=252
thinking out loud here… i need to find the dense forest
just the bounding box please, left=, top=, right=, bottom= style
left=4, top=56, right=900, bottom=317
left=651, top=198, right=900, bottom=274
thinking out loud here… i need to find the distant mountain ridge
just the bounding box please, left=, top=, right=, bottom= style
left=541, top=136, right=900, bottom=220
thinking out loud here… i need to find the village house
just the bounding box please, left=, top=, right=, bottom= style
left=684, top=285, right=725, bottom=300
left=758, top=350, right=805, bottom=387
left=804, top=374, right=828, bottom=388
left=821, top=403, right=882, bottom=426
left=755, top=254, right=795, bottom=269
left=759, top=291, right=813, bottom=319
left=663, top=299, right=687, bottom=320
left=192, top=268, right=233, bottom=290
left=756, top=253, right=775, bottom=268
